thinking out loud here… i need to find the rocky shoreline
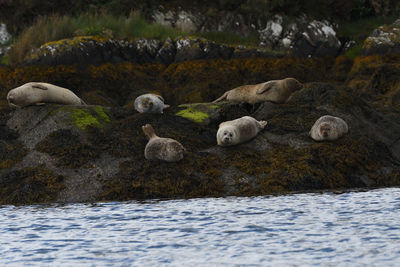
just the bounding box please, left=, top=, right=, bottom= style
left=0, top=19, right=400, bottom=205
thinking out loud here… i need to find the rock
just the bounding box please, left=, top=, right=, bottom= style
left=259, top=15, right=341, bottom=57
left=362, top=19, right=400, bottom=55
left=24, top=36, right=276, bottom=66
left=258, top=15, right=284, bottom=50
left=153, top=10, right=204, bottom=32
left=1, top=79, right=399, bottom=205
left=0, top=23, right=12, bottom=59
left=0, top=23, right=11, bottom=45
left=175, top=11, right=203, bottom=32
left=2, top=49, right=400, bottom=205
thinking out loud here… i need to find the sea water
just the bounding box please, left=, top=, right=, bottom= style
left=0, top=187, right=399, bottom=266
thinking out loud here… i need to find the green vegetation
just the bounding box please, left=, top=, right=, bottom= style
left=2, top=0, right=400, bottom=64
left=176, top=107, right=210, bottom=123
left=198, top=30, right=260, bottom=47
left=9, top=12, right=186, bottom=64
left=70, top=106, right=110, bottom=130
left=7, top=9, right=266, bottom=65
left=0, top=54, right=9, bottom=65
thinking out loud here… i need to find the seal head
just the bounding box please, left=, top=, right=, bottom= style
left=217, top=125, right=237, bottom=146
left=309, top=115, right=349, bottom=141
left=217, top=116, right=267, bottom=146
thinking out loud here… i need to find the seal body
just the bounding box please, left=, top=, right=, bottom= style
left=134, top=93, right=170, bottom=114
left=142, top=124, right=185, bottom=162
left=213, top=78, right=302, bottom=104
left=7, top=82, right=86, bottom=108
left=217, top=116, right=268, bottom=146
left=309, top=115, right=348, bottom=141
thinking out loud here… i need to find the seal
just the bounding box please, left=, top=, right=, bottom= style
left=217, top=116, right=268, bottom=146
left=134, top=93, right=170, bottom=114
left=142, top=124, right=185, bottom=162
left=7, top=82, right=86, bottom=108
left=309, top=115, right=349, bottom=141
left=213, top=78, right=302, bottom=104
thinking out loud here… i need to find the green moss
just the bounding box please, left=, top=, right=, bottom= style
left=93, top=105, right=111, bottom=123
left=68, top=106, right=110, bottom=130
left=71, top=108, right=101, bottom=129
left=0, top=54, right=9, bottom=65
left=176, top=107, right=210, bottom=123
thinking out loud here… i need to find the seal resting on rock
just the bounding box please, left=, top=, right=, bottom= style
left=309, top=115, right=349, bottom=141
left=142, top=124, right=185, bottom=162
left=134, top=93, right=170, bottom=114
left=213, top=78, right=302, bottom=104
left=217, top=116, right=268, bottom=146
left=7, top=82, right=86, bottom=108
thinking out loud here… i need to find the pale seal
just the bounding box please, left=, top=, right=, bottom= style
left=142, top=124, right=185, bottom=162
left=213, top=78, right=302, bottom=104
left=217, top=116, right=268, bottom=146
left=7, top=82, right=86, bottom=108
left=134, top=93, right=170, bottom=114
left=309, top=115, right=349, bottom=141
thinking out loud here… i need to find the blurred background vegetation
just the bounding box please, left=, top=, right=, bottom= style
left=0, top=0, right=399, bottom=65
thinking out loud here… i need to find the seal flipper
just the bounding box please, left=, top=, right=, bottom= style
left=256, top=81, right=275, bottom=94
left=31, top=83, right=48, bottom=90
left=258, top=120, right=268, bottom=129
left=35, top=102, right=46, bottom=106
left=155, top=95, right=165, bottom=102
left=163, top=104, right=170, bottom=110
left=213, top=91, right=229, bottom=102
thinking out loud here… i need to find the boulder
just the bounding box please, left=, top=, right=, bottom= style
left=259, top=15, right=341, bottom=57
left=0, top=80, right=399, bottom=205
left=362, top=19, right=400, bottom=55
left=0, top=23, right=11, bottom=59
left=23, top=36, right=275, bottom=66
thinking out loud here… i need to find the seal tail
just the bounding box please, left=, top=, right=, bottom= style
left=213, top=91, right=228, bottom=103
left=142, top=124, right=157, bottom=140
left=259, top=120, right=268, bottom=129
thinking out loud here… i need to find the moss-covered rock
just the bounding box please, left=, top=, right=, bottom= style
left=0, top=47, right=400, bottom=205
left=362, top=19, right=400, bottom=55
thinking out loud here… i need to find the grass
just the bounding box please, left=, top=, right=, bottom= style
left=197, top=30, right=260, bottom=47
left=8, top=11, right=186, bottom=64
left=8, top=10, right=264, bottom=65
left=7, top=10, right=400, bottom=64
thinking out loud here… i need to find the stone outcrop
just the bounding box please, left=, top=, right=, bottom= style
left=0, top=79, right=399, bottom=205
left=24, top=36, right=279, bottom=66
left=362, top=19, right=400, bottom=55
left=258, top=15, right=341, bottom=57
left=1, top=19, right=400, bottom=205
left=0, top=23, right=11, bottom=59
left=152, top=9, right=342, bottom=57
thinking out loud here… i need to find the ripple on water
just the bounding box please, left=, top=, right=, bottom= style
left=0, top=187, right=399, bottom=266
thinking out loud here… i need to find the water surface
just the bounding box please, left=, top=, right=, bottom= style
left=1, top=187, right=399, bottom=266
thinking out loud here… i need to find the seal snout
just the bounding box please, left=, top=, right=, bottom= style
left=7, top=94, right=14, bottom=103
